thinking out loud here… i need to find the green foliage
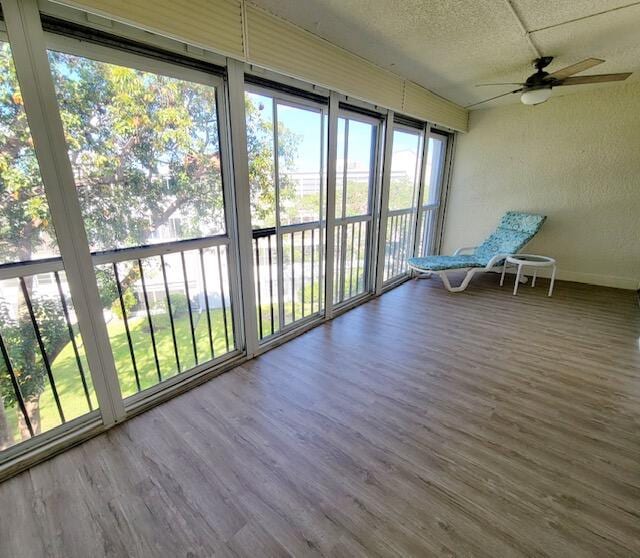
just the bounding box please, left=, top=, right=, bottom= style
left=388, top=176, right=416, bottom=210
left=168, top=292, right=190, bottom=318
left=48, top=51, right=226, bottom=250
left=2, top=42, right=301, bottom=265
left=95, top=268, right=119, bottom=309
left=245, top=95, right=301, bottom=228
left=111, top=288, right=137, bottom=320
left=344, top=180, right=370, bottom=216
left=299, top=280, right=323, bottom=305
left=0, top=43, right=56, bottom=264
left=0, top=295, right=67, bottom=406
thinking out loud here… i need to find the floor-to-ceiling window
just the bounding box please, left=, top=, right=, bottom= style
left=246, top=86, right=327, bottom=341
left=382, top=123, right=424, bottom=283
left=47, top=40, right=240, bottom=400
left=0, top=3, right=455, bottom=470
left=333, top=110, right=380, bottom=306
left=0, top=34, right=98, bottom=450
left=416, top=130, right=450, bottom=258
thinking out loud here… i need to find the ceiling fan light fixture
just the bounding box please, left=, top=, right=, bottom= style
left=521, top=86, right=552, bottom=106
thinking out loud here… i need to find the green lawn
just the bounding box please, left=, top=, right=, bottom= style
left=3, top=307, right=234, bottom=445
left=5, top=272, right=364, bottom=446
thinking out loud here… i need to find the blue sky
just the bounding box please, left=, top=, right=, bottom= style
left=249, top=92, right=382, bottom=173
left=248, top=92, right=422, bottom=175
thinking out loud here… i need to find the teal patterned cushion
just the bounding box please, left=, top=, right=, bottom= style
left=408, top=255, right=484, bottom=271
left=408, top=212, right=546, bottom=271
left=498, top=211, right=546, bottom=235
left=475, top=211, right=546, bottom=264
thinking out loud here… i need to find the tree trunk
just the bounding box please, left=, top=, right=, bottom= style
left=18, top=397, right=40, bottom=441
left=0, top=404, right=13, bottom=450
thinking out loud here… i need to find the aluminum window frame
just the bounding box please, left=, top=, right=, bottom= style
left=414, top=129, right=450, bottom=258
left=245, top=82, right=329, bottom=345
left=44, top=29, right=246, bottom=387
left=333, top=107, right=383, bottom=306
left=381, top=122, right=425, bottom=287
left=0, top=0, right=459, bottom=481
left=0, top=0, right=246, bottom=478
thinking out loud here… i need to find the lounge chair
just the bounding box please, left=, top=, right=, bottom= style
left=408, top=211, right=547, bottom=292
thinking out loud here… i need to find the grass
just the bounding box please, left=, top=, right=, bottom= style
left=4, top=271, right=364, bottom=446
left=3, top=307, right=234, bottom=446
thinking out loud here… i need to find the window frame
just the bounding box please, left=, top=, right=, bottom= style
left=414, top=129, right=450, bottom=258
left=381, top=121, right=425, bottom=285
left=0, top=0, right=459, bottom=479
left=245, top=82, right=329, bottom=343
left=333, top=107, right=383, bottom=306
left=45, top=31, right=246, bottom=408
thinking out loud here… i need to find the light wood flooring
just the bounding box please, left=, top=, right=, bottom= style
left=1, top=273, right=639, bottom=557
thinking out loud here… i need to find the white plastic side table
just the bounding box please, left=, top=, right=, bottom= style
left=500, top=254, right=557, bottom=296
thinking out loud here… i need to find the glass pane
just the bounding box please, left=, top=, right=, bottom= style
left=1, top=41, right=97, bottom=453
left=345, top=120, right=375, bottom=217
left=48, top=50, right=226, bottom=251
left=0, top=40, right=59, bottom=264
left=95, top=244, right=236, bottom=399
left=282, top=229, right=322, bottom=326
left=383, top=127, right=423, bottom=282
left=333, top=115, right=377, bottom=306
left=423, top=136, right=447, bottom=206
left=0, top=272, right=97, bottom=451
left=335, top=117, right=346, bottom=219
left=47, top=47, right=237, bottom=399
left=246, top=92, right=276, bottom=230
left=388, top=129, right=421, bottom=211
left=277, top=103, right=323, bottom=226
left=246, top=91, right=326, bottom=340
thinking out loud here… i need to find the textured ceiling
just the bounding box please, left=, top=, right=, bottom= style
left=249, top=0, right=640, bottom=110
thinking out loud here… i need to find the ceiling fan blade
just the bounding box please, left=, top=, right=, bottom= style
left=549, top=58, right=604, bottom=80
left=475, top=82, right=524, bottom=87
left=558, top=72, right=632, bottom=85
left=465, top=89, right=523, bottom=109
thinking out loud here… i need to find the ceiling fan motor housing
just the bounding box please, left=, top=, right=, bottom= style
left=526, top=57, right=555, bottom=88
left=534, top=56, right=554, bottom=71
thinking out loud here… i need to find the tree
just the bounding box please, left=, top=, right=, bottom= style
left=0, top=41, right=59, bottom=448
left=245, top=95, right=300, bottom=228
left=0, top=44, right=302, bottom=446
left=0, top=298, right=68, bottom=445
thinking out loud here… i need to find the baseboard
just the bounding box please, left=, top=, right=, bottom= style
left=503, top=267, right=638, bottom=290
left=556, top=270, right=638, bottom=290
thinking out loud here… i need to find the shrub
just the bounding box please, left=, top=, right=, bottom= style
left=111, top=288, right=137, bottom=320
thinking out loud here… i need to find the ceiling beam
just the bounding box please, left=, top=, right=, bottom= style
left=504, top=0, right=541, bottom=59
left=528, top=1, right=640, bottom=33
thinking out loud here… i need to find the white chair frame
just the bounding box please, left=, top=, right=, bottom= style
left=409, top=246, right=519, bottom=293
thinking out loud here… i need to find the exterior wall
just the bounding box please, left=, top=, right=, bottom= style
left=442, top=82, right=640, bottom=290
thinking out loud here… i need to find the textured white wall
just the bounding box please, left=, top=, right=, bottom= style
left=442, top=82, right=640, bottom=290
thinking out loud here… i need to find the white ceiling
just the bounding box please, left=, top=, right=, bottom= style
left=249, top=0, right=640, bottom=110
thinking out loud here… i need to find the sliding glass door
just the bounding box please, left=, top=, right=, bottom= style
left=246, top=87, right=327, bottom=341
left=416, top=131, right=450, bottom=257
left=0, top=34, right=98, bottom=450
left=46, top=40, right=240, bottom=400
left=382, top=124, right=424, bottom=283
left=333, top=110, right=380, bottom=306
left=1, top=0, right=457, bottom=466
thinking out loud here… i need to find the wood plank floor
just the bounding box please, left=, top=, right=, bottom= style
left=1, top=274, right=639, bottom=557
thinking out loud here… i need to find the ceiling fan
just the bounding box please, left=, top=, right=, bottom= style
left=468, top=57, right=632, bottom=108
